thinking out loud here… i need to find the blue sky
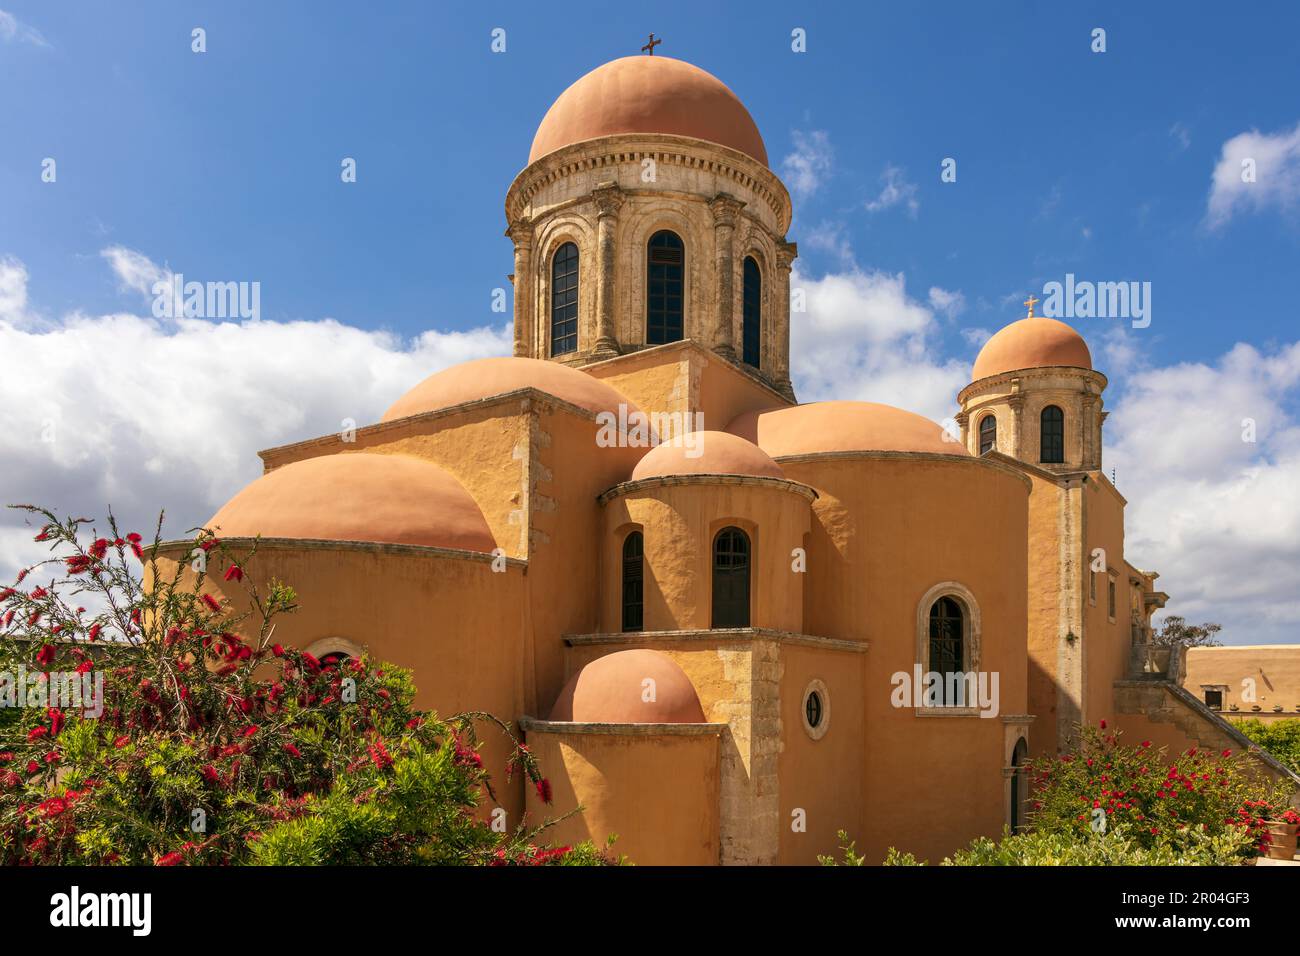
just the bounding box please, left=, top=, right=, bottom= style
left=2, top=1, right=1300, bottom=643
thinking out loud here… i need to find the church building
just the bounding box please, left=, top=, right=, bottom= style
left=160, top=52, right=1295, bottom=864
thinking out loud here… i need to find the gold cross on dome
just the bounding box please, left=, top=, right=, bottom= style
left=642, top=33, right=661, bottom=55
left=1024, top=294, right=1038, bottom=318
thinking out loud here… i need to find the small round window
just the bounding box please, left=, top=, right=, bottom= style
left=801, top=679, right=830, bottom=740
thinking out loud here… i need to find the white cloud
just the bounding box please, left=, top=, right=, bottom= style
left=0, top=256, right=34, bottom=325
left=1169, top=121, right=1191, bottom=152
left=960, top=326, right=992, bottom=348
left=865, top=165, right=919, bottom=218
left=928, top=286, right=965, bottom=319
left=789, top=265, right=967, bottom=422
left=1206, top=122, right=1300, bottom=229
left=101, top=245, right=172, bottom=301
left=781, top=130, right=833, bottom=199
left=0, top=9, right=49, bottom=47
left=1106, top=339, right=1300, bottom=644
left=0, top=252, right=511, bottom=583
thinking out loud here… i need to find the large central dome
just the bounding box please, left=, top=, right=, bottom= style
left=528, top=55, right=768, bottom=166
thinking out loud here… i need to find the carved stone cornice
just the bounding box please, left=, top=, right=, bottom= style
left=776, top=239, right=798, bottom=270
left=708, top=192, right=746, bottom=227
left=592, top=181, right=625, bottom=219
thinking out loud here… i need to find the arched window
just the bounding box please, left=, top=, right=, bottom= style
left=928, top=596, right=964, bottom=703
left=1010, top=737, right=1028, bottom=832
left=1040, top=405, right=1064, bottom=463
left=978, top=414, right=997, bottom=455
left=647, top=231, right=684, bottom=345
left=550, top=242, right=579, bottom=356
left=742, top=256, right=761, bottom=368
left=711, top=526, right=750, bottom=628
left=621, top=531, right=643, bottom=633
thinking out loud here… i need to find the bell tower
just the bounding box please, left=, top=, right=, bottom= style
left=504, top=53, right=797, bottom=401
left=957, top=297, right=1107, bottom=473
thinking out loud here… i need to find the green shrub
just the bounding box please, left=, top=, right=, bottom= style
left=1233, top=718, right=1300, bottom=776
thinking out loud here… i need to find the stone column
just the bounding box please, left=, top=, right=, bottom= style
left=708, top=193, right=745, bottom=361
left=507, top=219, right=534, bottom=358
left=1081, top=393, right=1098, bottom=470
left=1007, top=392, right=1025, bottom=460
left=773, top=240, right=798, bottom=401
left=955, top=410, right=970, bottom=452
left=591, top=182, right=624, bottom=358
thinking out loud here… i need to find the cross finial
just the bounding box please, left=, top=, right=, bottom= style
left=641, top=33, right=661, bottom=55
left=1023, top=294, right=1039, bottom=318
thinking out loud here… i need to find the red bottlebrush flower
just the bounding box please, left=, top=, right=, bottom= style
left=272, top=643, right=284, bottom=657
left=130, top=542, right=143, bottom=560
left=26, top=726, right=48, bottom=742
left=34, top=529, right=51, bottom=542
left=89, top=539, right=109, bottom=560
left=38, top=797, right=67, bottom=817
left=48, top=709, right=64, bottom=736
left=199, top=538, right=220, bottom=552
left=302, top=652, right=321, bottom=673
left=1099, top=719, right=1107, bottom=729
left=126, top=532, right=142, bottom=544
left=0, top=753, right=11, bottom=763
left=223, top=564, right=243, bottom=582
left=1221, top=749, right=1232, bottom=757
left=65, top=555, right=92, bottom=574
left=113, top=735, right=130, bottom=748
left=43, top=751, right=60, bottom=765
left=87, top=623, right=102, bottom=642
left=1140, top=740, right=1151, bottom=748
left=535, top=778, right=553, bottom=804
left=16, top=568, right=28, bottom=583
left=202, top=765, right=221, bottom=784
left=405, top=717, right=424, bottom=730
left=368, top=740, right=393, bottom=770
left=282, top=743, right=302, bottom=759
left=36, top=644, right=55, bottom=666
left=27, top=611, right=41, bottom=627
left=26, top=760, right=40, bottom=775
left=201, top=593, right=222, bottom=613
left=155, top=851, right=185, bottom=867
left=241, top=724, right=259, bottom=738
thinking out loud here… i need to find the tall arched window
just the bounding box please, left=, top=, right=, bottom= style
left=647, top=231, right=684, bottom=345
left=1040, top=405, right=1064, bottom=463
left=928, top=596, right=964, bottom=702
left=742, top=256, right=761, bottom=368
left=712, top=526, right=750, bottom=628
left=1010, top=737, right=1028, bottom=832
left=621, top=531, right=643, bottom=633
left=550, top=242, right=579, bottom=356
left=978, top=414, right=997, bottom=455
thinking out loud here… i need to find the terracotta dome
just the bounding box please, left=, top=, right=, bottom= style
left=549, top=649, right=707, bottom=724
left=208, top=453, right=496, bottom=553
left=529, top=55, right=767, bottom=166
left=972, top=317, right=1092, bottom=381
left=382, top=357, right=638, bottom=423
left=727, top=401, right=966, bottom=457
left=630, top=430, right=784, bottom=481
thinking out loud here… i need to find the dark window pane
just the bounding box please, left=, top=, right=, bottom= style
left=550, top=242, right=579, bottom=356
left=1040, top=405, right=1064, bottom=463
left=978, top=414, right=997, bottom=454
left=622, top=531, right=643, bottom=633
left=711, top=526, right=750, bottom=628
left=742, top=257, right=761, bottom=368
left=928, top=596, right=965, bottom=704
left=647, top=231, right=685, bottom=345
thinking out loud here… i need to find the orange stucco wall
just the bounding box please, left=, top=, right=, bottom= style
left=1184, top=646, right=1300, bottom=720
left=522, top=728, right=722, bottom=865
left=779, top=453, right=1029, bottom=862
left=1083, top=476, right=1127, bottom=728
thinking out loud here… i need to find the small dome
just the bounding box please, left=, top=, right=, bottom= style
left=727, top=401, right=966, bottom=457
left=550, top=649, right=706, bottom=723
left=382, top=357, right=638, bottom=423
left=972, top=317, right=1092, bottom=381
left=630, top=430, right=784, bottom=481
left=208, top=453, right=496, bottom=553
left=529, top=56, right=768, bottom=166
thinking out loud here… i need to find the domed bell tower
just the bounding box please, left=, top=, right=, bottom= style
left=503, top=52, right=797, bottom=401
left=957, top=297, right=1108, bottom=473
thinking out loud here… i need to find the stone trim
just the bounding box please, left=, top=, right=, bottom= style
left=958, top=364, right=1109, bottom=405
left=801, top=678, right=830, bottom=740
left=914, top=581, right=984, bottom=718
left=563, top=627, right=867, bottom=654
left=148, top=536, right=526, bottom=569
left=598, top=473, right=819, bottom=504
left=518, top=717, right=724, bottom=736
left=506, top=133, right=792, bottom=231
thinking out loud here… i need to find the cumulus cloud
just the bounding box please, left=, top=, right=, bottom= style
left=781, top=130, right=833, bottom=199
left=0, top=251, right=510, bottom=583
left=1206, top=122, right=1300, bottom=229
left=789, top=265, right=967, bottom=422
left=0, top=9, right=49, bottom=47
left=101, top=245, right=172, bottom=301
left=928, top=286, right=965, bottom=320
left=865, top=165, right=919, bottom=218
left=1106, top=339, right=1300, bottom=643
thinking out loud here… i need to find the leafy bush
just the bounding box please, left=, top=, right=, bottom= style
left=0, top=506, right=612, bottom=866
left=1233, top=718, right=1300, bottom=777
